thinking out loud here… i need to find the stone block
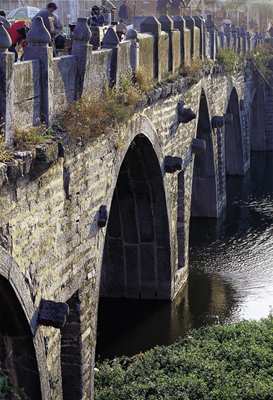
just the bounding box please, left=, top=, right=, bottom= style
left=39, top=299, right=69, bottom=329
left=164, top=156, right=182, bottom=173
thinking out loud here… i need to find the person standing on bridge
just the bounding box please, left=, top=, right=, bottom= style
left=33, top=2, right=62, bottom=42
left=220, top=22, right=226, bottom=33
left=119, top=0, right=128, bottom=23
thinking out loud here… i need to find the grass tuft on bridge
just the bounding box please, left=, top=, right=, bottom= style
left=94, top=314, right=273, bottom=399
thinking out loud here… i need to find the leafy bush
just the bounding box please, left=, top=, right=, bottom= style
left=0, top=368, right=29, bottom=399
left=61, top=72, right=143, bottom=138
left=133, top=66, right=151, bottom=93
left=247, top=43, right=273, bottom=83
left=14, top=120, right=52, bottom=150
left=216, top=47, right=245, bottom=74
left=182, top=58, right=206, bottom=77
left=94, top=316, right=273, bottom=399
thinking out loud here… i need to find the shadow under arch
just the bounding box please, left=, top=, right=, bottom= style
left=250, top=85, right=266, bottom=151
left=191, top=90, right=218, bottom=217
left=225, top=87, right=245, bottom=175
left=0, top=247, right=49, bottom=399
left=100, top=134, right=171, bottom=300
left=0, top=275, right=42, bottom=399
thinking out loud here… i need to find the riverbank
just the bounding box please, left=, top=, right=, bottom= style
left=94, top=314, right=273, bottom=399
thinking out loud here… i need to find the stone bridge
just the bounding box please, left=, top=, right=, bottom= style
left=0, top=12, right=272, bottom=400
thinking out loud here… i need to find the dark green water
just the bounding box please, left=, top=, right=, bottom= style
left=96, top=151, right=273, bottom=361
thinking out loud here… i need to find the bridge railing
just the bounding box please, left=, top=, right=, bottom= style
left=0, top=15, right=263, bottom=145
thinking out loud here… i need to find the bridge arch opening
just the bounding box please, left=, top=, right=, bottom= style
left=191, top=91, right=218, bottom=217
left=0, top=276, right=42, bottom=399
left=100, top=134, right=171, bottom=300
left=225, top=87, right=244, bottom=175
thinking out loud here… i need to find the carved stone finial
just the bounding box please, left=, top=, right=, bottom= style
left=158, top=14, right=174, bottom=32
left=102, top=27, right=119, bottom=48
left=178, top=101, right=196, bottom=123
left=126, top=28, right=138, bottom=40
left=140, top=16, right=161, bottom=36
left=205, top=15, right=216, bottom=30
left=73, top=17, right=91, bottom=43
left=0, top=21, right=12, bottom=52
left=26, top=16, right=51, bottom=46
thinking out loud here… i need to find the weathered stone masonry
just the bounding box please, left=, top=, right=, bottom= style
left=0, top=12, right=268, bottom=400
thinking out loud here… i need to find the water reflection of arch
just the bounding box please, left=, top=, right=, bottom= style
left=100, top=119, right=172, bottom=301
left=191, top=89, right=218, bottom=217
left=225, top=87, right=245, bottom=175
left=0, top=247, right=49, bottom=400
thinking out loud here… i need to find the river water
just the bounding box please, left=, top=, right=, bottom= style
left=96, top=151, right=273, bottom=361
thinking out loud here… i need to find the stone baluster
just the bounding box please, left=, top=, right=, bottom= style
left=205, top=14, right=217, bottom=60
left=126, top=29, right=139, bottom=71
left=240, top=28, right=246, bottom=54
left=172, top=16, right=188, bottom=65
left=0, top=21, right=14, bottom=145
left=158, top=15, right=175, bottom=73
left=246, top=31, right=251, bottom=51
left=193, top=15, right=205, bottom=59
left=140, top=16, right=161, bottom=80
left=224, top=23, right=231, bottom=48
left=24, top=16, right=53, bottom=125
left=253, top=32, right=259, bottom=49
left=236, top=27, right=241, bottom=51
left=102, top=27, right=119, bottom=86
left=183, top=16, right=195, bottom=58
left=71, top=17, right=92, bottom=99
left=231, top=24, right=237, bottom=50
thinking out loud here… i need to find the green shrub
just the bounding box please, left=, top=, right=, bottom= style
left=216, top=47, right=245, bottom=74
left=94, top=316, right=273, bottom=399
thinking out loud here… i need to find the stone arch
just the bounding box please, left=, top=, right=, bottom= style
left=191, top=90, right=218, bottom=217
left=0, top=277, right=41, bottom=399
left=225, top=87, right=244, bottom=175
left=100, top=133, right=171, bottom=300
left=0, top=247, right=50, bottom=400
left=250, top=85, right=266, bottom=151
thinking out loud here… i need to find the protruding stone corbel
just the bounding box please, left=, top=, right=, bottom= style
left=98, top=205, right=108, bottom=227
left=178, top=101, right=196, bottom=124
left=224, top=113, right=233, bottom=124
left=212, top=116, right=225, bottom=129
left=164, top=156, right=182, bottom=173
left=192, top=138, right=206, bottom=154
left=38, top=299, right=69, bottom=329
